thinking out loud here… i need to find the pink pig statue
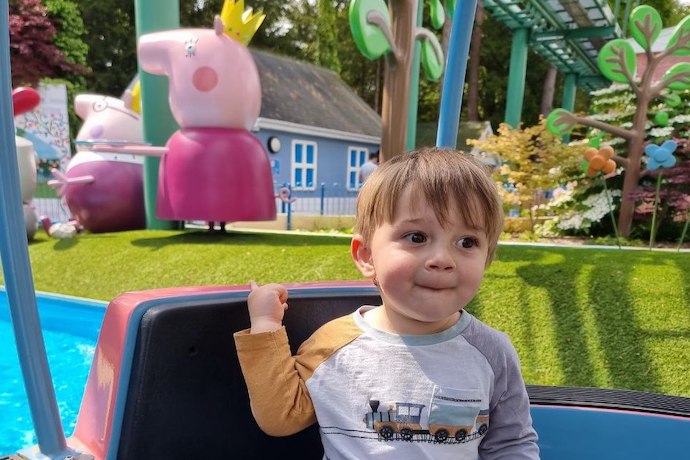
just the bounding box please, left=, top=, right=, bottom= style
left=93, top=14, right=276, bottom=224
left=49, top=93, right=146, bottom=233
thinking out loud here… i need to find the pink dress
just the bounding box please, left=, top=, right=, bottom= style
left=156, top=127, right=276, bottom=222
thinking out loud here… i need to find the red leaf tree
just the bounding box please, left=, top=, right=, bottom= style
left=9, top=0, right=82, bottom=87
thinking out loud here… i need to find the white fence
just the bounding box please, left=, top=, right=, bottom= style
left=32, top=183, right=359, bottom=225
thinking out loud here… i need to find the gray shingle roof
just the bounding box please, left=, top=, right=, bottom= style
left=251, top=49, right=382, bottom=138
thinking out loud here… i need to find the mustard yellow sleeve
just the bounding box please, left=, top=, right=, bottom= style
left=234, top=327, right=316, bottom=436
left=234, top=316, right=363, bottom=437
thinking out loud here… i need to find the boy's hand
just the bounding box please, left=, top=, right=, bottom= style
left=247, top=281, right=288, bottom=333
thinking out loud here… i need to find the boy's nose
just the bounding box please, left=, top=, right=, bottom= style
left=425, top=249, right=456, bottom=270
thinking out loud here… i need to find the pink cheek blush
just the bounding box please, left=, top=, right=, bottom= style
left=192, top=66, right=219, bottom=92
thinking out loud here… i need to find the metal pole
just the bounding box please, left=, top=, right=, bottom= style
left=320, top=183, right=325, bottom=216
left=286, top=185, right=293, bottom=231
left=436, top=0, right=478, bottom=148
left=0, top=1, right=67, bottom=455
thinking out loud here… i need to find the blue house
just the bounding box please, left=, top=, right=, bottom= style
left=250, top=49, right=381, bottom=204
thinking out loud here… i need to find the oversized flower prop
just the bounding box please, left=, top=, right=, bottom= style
left=581, top=143, right=622, bottom=248
left=644, top=140, right=678, bottom=249
left=644, top=140, right=677, bottom=170
left=583, top=145, right=616, bottom=177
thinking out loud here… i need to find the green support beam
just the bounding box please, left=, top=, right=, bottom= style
left=135, top=0, right=180, bottom=230
left=562, top=73, right=577, bottom=112
left=505, top=27, right=529, bottom=128
left=534, top=25, right=616, bottom=41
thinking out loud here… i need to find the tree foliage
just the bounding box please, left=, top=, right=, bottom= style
left=181, top=0, right=306, bottom=57
left=316, top=0, right=342, bottom=73
left=44, top=0, right=89, bottom=70
left=468, top=118, right=584, bottom=228
left=9, top=0, right=85, bottom=87
left=77, top=0, right=136, bottom=96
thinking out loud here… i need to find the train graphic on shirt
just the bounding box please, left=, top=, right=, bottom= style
left=363, top=398, right=489, bottom=443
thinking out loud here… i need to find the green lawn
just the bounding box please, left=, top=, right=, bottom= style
left=12, top=228, right=690, bottom=398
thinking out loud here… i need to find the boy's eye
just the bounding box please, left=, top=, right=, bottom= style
left=404, top=232, right=427, bottom=243
left=458, top=237, right=479, bottom=249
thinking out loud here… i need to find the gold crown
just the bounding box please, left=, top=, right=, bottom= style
left=220, top=0, right=265, bottom=46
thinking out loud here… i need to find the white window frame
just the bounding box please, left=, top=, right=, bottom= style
left=346, top=146, right=369, bottom=191
left=291, top=139, right=318, bottom=191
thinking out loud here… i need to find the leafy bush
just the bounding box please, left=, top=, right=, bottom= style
left=468, top=117, right=583, bottom=231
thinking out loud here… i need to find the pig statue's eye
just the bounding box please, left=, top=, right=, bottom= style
left=184, top=37, right=199, bottom=57
left=92, top=99, right=107, bottom=112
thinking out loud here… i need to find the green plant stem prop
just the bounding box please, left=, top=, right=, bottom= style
left=602, top=178, right=621, bottom=249
left=649, top=172, right=663, bottom=250
left=677, top=210, right=690, bottom=252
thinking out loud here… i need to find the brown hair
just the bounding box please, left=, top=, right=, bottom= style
left=354, top=147, right=504, bottom=264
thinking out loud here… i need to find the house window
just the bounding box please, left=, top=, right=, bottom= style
left=291, top=140, right=317, bottom=191
left=347, top=146, right=369, bottom=191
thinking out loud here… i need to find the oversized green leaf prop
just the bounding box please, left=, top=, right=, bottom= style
left=589, top=135, right=602, bottom=148
left=663, top=62, right=690, bottom=90
left=599, top=39, right=637, bottom=83
left=546, top=109, right=576, bottom=136
left=664, top=93, right=682, bottom=107
left=429, top=0, right=445, bottom=30
left=667, top=16, right=690, bottom=57
left=630, top=5, right=662, bottom=52
left=349, top=0, right=392, bottom=60
left=654, top=111, right=669, bottom=126
left=420, top=37, right=443, bottom=81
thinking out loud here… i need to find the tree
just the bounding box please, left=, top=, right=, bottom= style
left=77, top=0, right=137, bottom=95
left=9, top=0, right=84, bottom=87
left=539, top=66, right=557, bottom=116
left=466, top=1, right=484, bottom=122
left=181, top=0, right=309, bottom=58
left=468, top=118, right=583, bottom=231
left=42, top=0, right=90, bottom=141
left=348, top=0, right=444, bottom=161
left=547, top=6, right=690, bottom=237
left=332, top=2, right=381, bottom=111
left=316, top=0, right=342, bottom=73
left=44, top=0, right=89, bottom=73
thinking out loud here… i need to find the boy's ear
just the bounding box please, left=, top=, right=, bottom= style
left=351, top=234, right=375, bottom=279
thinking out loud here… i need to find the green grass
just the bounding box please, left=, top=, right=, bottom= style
left=11, top=228, right=690, bottom=398
left=23, top=229, right=361, bottom=300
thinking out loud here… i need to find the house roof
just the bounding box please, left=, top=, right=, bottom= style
left=250, top=49, right=382, bottom=139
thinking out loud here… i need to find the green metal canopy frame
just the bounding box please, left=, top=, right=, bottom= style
left=482, top=0, right=632, bottom=126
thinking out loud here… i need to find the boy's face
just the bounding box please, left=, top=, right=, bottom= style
left=352, top=188, right=489, bottom=334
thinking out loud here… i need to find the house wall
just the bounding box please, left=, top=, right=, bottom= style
left=252, top=128, right=379, bottom=199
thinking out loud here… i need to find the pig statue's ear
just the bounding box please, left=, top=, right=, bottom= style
left=214, top=15, right=223, bottom=35
left=122, top=90, right=133, bottom=109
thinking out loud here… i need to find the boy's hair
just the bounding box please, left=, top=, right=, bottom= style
left=354, top=147, right=504, bottom=264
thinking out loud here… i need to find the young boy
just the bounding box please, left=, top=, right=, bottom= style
left=234, top=147, right=539, bottom=459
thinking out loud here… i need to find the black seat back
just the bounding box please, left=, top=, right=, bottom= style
left=116, top=288, right=381, bottom=460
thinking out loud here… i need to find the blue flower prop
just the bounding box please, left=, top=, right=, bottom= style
left=645, top=140, right=677, bottom=170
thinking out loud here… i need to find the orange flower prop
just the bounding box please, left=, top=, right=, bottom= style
left=584, top=145, right=616, bottom=177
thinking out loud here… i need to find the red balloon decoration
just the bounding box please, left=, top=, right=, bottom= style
left=12, top=87, right=41, bottom=116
